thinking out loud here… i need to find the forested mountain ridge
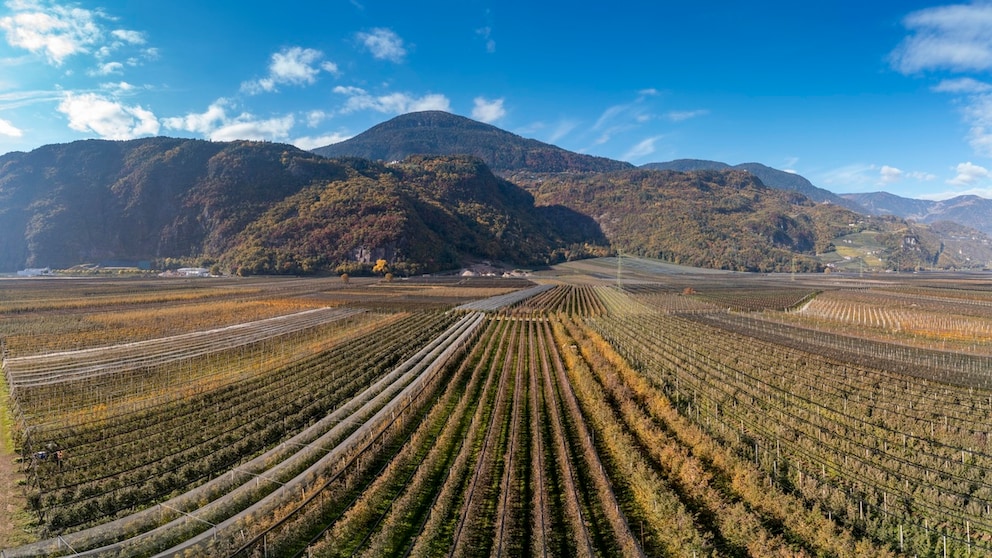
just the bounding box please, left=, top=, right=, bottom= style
left=0, top=137, right=348, bottom=271
left=0, top=138, right=604, bottom=274
left=642, top=159, right=862, bottom=210
left=509, top=168, right=992, bottom=272
left=2, top=113, right=990, bottom=276
left=224, top=155, right=607, bottom=275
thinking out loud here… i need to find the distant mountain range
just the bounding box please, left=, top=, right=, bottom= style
left=842, top=192, right=992, bottom=236
left=0, top=111, right=989, bottom=275
left=641, top=159, right=865, bottom=212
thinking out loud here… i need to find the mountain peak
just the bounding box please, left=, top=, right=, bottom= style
left=312, top=111, right=632, bottom=174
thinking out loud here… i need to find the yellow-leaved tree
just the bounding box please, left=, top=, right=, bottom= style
left=372, top=259, right=389, bottom=275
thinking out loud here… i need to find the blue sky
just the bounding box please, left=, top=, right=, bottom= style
left=3, top=1, right=992, bottom=200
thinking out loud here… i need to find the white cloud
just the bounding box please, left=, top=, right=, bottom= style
left=292, top=132, right=351, bottom=150
left=0, top=2, right=154, bottom=80
left=110, top=29, right=145, bottom=45
left=89, top=60, right=123, bottom=76
left=100, top=80, right=135, bottom=93
left=0, top=1, right=102, bottom=65
left=948, top=161, right=991, bottom=185
left=357, top=28, right=406, bottom=62
left=333, top=86, right=450, bottom=114
left=162, top=98, right=228, bottom=135
left=958, top=93, right=992, bottom=156
left=306, top=109, right=329, bottom=128
left=209, top=115, right=294, bottom=142
left=471, top=97, right=505, bottom=123
left=933, top=77, right=992, bottom=93
left=665, top=109, right=709, bottom=122
left=0, top=117, right=23, bottom=137
left=891, top=3, right=992, bottom=73
left=57, top=92, right=159, bottom=140
left=242, top=47, right=337, bottom=94
left=623, top=135, right=663, bottom=161
left=163, top=98, right=295, bottom=142
left=879, top=165, right=903, bottom=184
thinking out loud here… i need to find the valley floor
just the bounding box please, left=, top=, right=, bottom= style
left=2, top=259, right=992, bottom=556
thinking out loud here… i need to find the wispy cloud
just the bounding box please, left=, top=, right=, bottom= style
left=357, top=28, right=406, bottom=63
left=820, top=162, right=938, bottom=190
left=163, top=98, right=294, bottom=142
left=894, top=4, right=992, bottom=160
left=0, top=117, right=22, bottom=137
left=476, top=26, right=495, bottom=53
left=88, top=60, right=123, bottom=76
left=333, top=85, right=449, bottom=114
left=590, top=90, right=689, bottom=146
left=623, top=135, right=663, bottom=161
left=819, top=163, right=878, bottom=190
left=890, top=3, right=992, bottom=74
left=547, top=119, right=578, bottom=143
left=932, top=77, right=992, bottom=93
left=293, top=132, right=351, bottom=150
left=242, top=47, right=338, bottom=94
left=665, top=109, right=709, bottom=122
left=0, top=88, right=63, bottom=110
left=57, top=91, right=159, bottom=140
left=471, top=97, right=505, bottom=123
left=110, top=29, right=145, bottom=45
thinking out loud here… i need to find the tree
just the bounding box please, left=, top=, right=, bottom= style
left=373, top=258, right=389, bottom=275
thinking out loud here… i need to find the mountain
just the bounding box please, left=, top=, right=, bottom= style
left=514, top=168, right=992, bottom=272
left=642, top=159, right=864, bottom=211
left=224, top=155, right=607, bottom=275
left=3, top=116, right=988, bottom=276
left=312, top=111, right=633, bottom=174
left=842, top=191, right=992, bottom=236
left=0, top=138, right=605, bottom=274
left=0, top=137, right=348, bottom=271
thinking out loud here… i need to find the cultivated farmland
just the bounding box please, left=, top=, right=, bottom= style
left=3, top=260, right=992, bottom=557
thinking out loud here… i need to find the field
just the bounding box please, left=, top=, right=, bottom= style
left=2, top=260, right=992, bottom=556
